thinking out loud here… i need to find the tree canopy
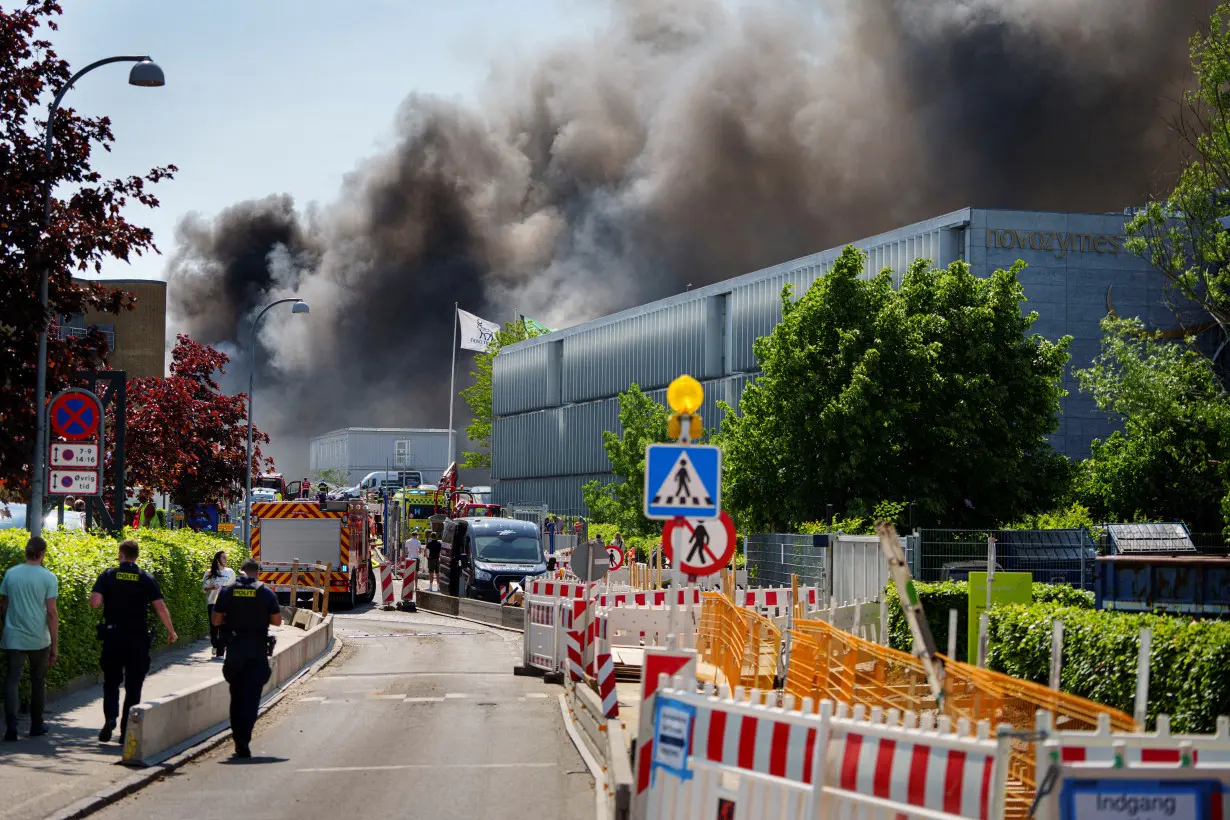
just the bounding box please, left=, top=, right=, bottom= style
left=581, top=384, right=671, bottom=537
left=1126, top=4, right=1230, bottom=338
left=718, top=246, right=1072, bottom=531
left=123, top=336, right=271, bottom=510
left=0, top=1, right=175, bottom=499
left=1076, top=317, right=1230, bottom=532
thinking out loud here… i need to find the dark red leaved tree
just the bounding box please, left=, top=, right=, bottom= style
left=121, top=335, right=272, bottom=510
left=0, top=1, right=175, bottom=500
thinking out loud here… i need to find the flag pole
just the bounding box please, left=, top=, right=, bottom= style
left=448, top=301, right=459, bottom=468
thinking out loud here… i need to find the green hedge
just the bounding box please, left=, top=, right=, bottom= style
left=988, top=603, right=1230, bottom=733
left=885, top=580, right=1094, bottom=662
left=0, top=527, right=247, bottom=694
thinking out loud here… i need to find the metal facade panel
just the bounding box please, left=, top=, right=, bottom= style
left=562, top=299, right=708, bottom=402
left=493, top=343, right=554, bottom=415
left=728, top=263, right=826, bottom=373
left=492, top=474, right=616, bottom=516
left=491, top=409, right=564, bottom=480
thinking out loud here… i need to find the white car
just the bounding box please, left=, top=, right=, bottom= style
left=0, top=503, right=86, bottom=531
left=249, top=488, right=278, bottom=503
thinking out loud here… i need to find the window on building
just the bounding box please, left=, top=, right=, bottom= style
left=395, top=439, right=413, bottom=467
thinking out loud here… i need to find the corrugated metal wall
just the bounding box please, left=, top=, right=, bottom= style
left=489, top=210, right=971, bottom=513
left=563, top=299, right=709, bottom=402
left=493, top=473, right=616, bottom=515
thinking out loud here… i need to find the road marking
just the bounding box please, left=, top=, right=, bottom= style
left=444, top=692, right=468, bottom=699
left=295, top=763, right=558, bottom=773
left=369, top=694, right=405, bottom=700
left=298, top=696, right=326, bottom=702
left=403, top=696, right=445, bottom=703
left=523, top=692, right=549, bottom=699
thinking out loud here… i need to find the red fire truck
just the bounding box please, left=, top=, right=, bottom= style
left=250, top=498, right=374, bottom=609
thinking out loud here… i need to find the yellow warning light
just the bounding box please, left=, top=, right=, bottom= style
left=667, top=374, right=704, bottom=414
left=668, top=412, right=704, bottom=441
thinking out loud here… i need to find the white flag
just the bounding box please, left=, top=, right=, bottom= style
left=457, top=308, right=500, bottom=352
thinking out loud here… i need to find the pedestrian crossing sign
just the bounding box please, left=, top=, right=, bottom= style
left=644, top=443, right=721, bottom=520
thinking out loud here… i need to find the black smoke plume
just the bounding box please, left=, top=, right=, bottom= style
left=167, top=0, right=1208, bottom=472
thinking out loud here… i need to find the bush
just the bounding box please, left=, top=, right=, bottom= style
left=988, top=603, right=1230, bottom=733
left=0, top=527, right=247, bottom=694
left=885, top=580, right=1094, bottom=662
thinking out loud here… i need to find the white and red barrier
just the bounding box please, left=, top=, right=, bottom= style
left=373, top=560, right=395, bottom=610
left=398, top=555, right=417, bottom=611
left=527, top=579, right=592, bottom=599
left=634, top=649, right=698, bottom=820
left=1036, top=711, right=1230, bottom=771
left=596, top=651, right=618, bottom=718
left=741, top=585, right=819, bottom=613
left=603, top=603, right=697, bottom=650
left=643, top=680, right=1009, bottom=820
left=524, top=596, right=565, bottom=673
left=596, top=587, right=703, bottom=609
left=567, top=598, right=586, bottom=682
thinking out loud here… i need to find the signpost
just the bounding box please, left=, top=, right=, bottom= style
left=662, top=511, right=736, bottom=576
left=46, top=388, right=103, bottom=497
left=967, top=571, right=1032, bottom=664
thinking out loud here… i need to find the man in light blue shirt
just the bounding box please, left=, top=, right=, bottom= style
left=0, top=535, right=59, bottom=741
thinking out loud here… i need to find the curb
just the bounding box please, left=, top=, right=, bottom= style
left=46, top=635, right=344, bottom=820
left=414, top=598, right=524, bottom=634
left=558, top=692, right=608, bottom=820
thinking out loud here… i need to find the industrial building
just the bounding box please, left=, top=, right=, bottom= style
left=491, top=207, right=1208, bottom=514
left=64, top=278, right=168, bottom=378
left=308, top=427, right=452, bottom=487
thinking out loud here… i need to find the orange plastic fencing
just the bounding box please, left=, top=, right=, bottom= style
left=787, top=617, right=1133, bottom=818
left=698, top=593, right=781, bottom=692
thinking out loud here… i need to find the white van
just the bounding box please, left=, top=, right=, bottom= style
left=358, top=470, right=423, bottom=494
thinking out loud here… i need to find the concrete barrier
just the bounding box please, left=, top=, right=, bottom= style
left=568, top=681, right=633, bottom=820
left=122, top=615, right=334, bottom=766
left=458, top=597, right=504, bottom=626
left=417, top=589, right=459, bottom=616
left=502, top=606, right=526, bottom=630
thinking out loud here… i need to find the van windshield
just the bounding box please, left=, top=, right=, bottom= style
left=473, top=534, right=543, bottom=564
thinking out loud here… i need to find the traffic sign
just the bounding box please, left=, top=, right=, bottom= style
left=571, top=539, right=611, bottom=583
left=644, top=443, right=721, bottom=519
left=49, top=389, right=103, bottom=441
left=606, top=545, right=625, bottom=571
left=50, top=442, right=100, bottom=468
left=662, top=511, right=736, bottom=576
left=49, top=469, right=99, bottom=495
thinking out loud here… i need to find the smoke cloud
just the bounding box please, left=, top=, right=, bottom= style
left=167, top=0, right=1206, bottom=473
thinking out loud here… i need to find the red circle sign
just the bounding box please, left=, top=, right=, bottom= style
left=606, top=545, right=625, bottom=571
left=662, top=511, right=737, bottom=576
left=49, top=389, right=102, bottom=441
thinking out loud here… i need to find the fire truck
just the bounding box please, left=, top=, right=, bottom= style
left=250, top=498, right=374, bottom=609
left=432, top=462, right=502, bottom=519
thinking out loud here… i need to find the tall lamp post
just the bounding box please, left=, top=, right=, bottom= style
left=244, top=299, right=310, bottom=547
left=29, top=56, right=165, bottom=538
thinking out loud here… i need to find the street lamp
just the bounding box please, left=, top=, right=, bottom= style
left=244, top=299, right=310, bottom=547
left=29, top=57, right=165, bottom=538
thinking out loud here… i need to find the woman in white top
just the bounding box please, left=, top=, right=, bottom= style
left=202, top=551, right=236, bottom=658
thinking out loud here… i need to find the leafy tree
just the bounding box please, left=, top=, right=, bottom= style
left=1075, top=316, right=1230, bottom=532
left=314, top=468, right=349, bottom=488
left=718, top=246, right=1072, bottom=531
left=582, top=384, right=671, bottom=537
left=1126, top=3, right=1230, bottom=339
left=121, top=336, right=271, bottom=510
left=0, top=1, right=175, bottom=499
left=459, top=320, right=545, bottom=469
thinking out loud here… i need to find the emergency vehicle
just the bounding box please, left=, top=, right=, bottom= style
left=250, top=499, right=374, bottom=609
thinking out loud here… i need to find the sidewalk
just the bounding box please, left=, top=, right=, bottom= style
left=0, top=625, right=297, bottom=820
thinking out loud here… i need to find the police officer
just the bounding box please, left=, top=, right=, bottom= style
left=212, top=558, right=281, bottom=758
left=88, top=538, right=178, bottom=743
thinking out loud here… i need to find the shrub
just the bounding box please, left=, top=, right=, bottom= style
left=885, top=580, right=1094, bottom=662
left=988, top=603, right=1230, bottom=733
left=0, top=527, right=247, bottom=694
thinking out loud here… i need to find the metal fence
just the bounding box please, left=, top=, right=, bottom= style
left=748, top=528, right=1098, bottom=593
left=916, top=528, right=1095, bottom=589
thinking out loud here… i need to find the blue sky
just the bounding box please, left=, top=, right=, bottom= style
left=50, top=0, right=606, bottom=282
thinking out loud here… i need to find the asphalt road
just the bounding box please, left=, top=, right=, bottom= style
left=93, top=604, right=595, bottom=819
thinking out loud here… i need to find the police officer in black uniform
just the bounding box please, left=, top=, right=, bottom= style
left=89, top=538, right=178, bottom=743
left=212, top=558, right=281, bottom=758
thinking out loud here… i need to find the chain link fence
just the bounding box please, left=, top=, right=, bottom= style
left=916, top=528, right=1095, bottom=588
left=744, top=533, right=824, bottom=589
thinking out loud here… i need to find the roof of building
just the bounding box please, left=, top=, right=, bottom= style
left=73, top=277, right=168, bottom=287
